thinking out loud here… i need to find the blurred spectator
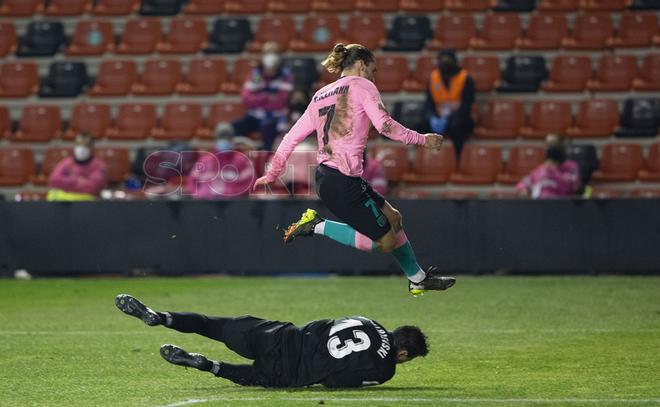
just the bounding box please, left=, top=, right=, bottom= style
left=287, top=89, right=310, bottom=128
left=233, top=42, right=294, bottom=151
left=185, top=123, right=256, bottom=199
left=47, top=133, right=107, bottom=201
left=424, top=49, right=475, bottom=159
left=363, top=149, right=388, bottom=196
left=516, top=135, right=581, bottom=199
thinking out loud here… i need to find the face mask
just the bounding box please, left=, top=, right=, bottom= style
left=216, top=139, right=232, bottom=152
left=74, top=145, right=91, bottom=162
left=262, top=53, right=280, bottom=70
left=546, top=146, right=566, bottom=163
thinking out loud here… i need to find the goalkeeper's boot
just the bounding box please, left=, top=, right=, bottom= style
left=283, top=208, right=324, bottom=243
left=160, top=344, right=210, bottom=370
left=408, top=267, right=456, bottom=297
left=115, top=294, right=162, bottom=326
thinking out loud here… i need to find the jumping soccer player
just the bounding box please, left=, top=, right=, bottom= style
left=116, top=294, right=429, bottom=388
left=253, top=43, right=455, bottom=296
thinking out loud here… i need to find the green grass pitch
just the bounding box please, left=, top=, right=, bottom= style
left=1, top=276, right=659, bottom=406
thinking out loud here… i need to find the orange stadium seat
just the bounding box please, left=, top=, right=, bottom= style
left=374, top=56, right=408, bottom=93
left=587, top=54, right=638, bottom=92
left=427, top=14, right=476, bottom=50
left=133, top=60, right=181, bottom=95
left=521, top=101, right=572, bottom=139
left=630, top=189, right=660, bottom=198
left=589, top=187, right=624, bottom=198
left=462, top=56, right=501, bottom=92
left=90, top=60, right=137, bottom=96
left=372, top=143, right=409, bottom=182
left=0, top=106, right=10, bottom=139
left=64, top=103, right=112, bottom=140
left=248, top=17, right=295, bottom=52
left=178, top=58, right=226, bottom=95
left=153, top=103, right=203, bottom=140
left=184, top=0, right=226, bottom=14
left=311, top=0, right=356, bottom=11
left=450, top=145, right=502, bottom=184
left=633, top=55, right=660, bottom=91
left=12, top=105, right=62, bottom=142
left=0, top=0, right=41, bottom=16
left=345, top=15, right=387, bottom=51
left=537, top=0, right=578, bottom=10
left=94, top=147, right=130, bottom=184
left=445, top=0, right=490, bottom=10
left=93, top=0, right=139, bottom=15
left=0, top=148, right=35, bottom=186
left=516, top=13, right=568, bottom=50
left=403, top=145, right=456, bottom=184
left=202, top=102, right=247, bottom=138
left=543, top=55, right=592, bottom=92
left=607, top=13, right=658, bottom=48
left=225, top=0, right=267, bottom=13
left=157, top=18, right=207, bottom=54
left=567, top=99, right=619, bottom=138
left=0, top=22, right=16, bottom=57
left=222, top=57, right=259, bottom=94
left=579, top=0, right=627, bottom=10
left=268, top=0, right=311, bottom=12
left=44, top=0, right=91, bottom=16
left=497, top=145, right=546, bottom=184
left=592, top=143, right=643, bottom=182
left=32, top=148, right=73, bottom=185
left=356, top=0, right=399, bottom=11
left=0, top=62, right=38, bottom=98
left=66, top=20, right=115, bottom=56
left=400, top=0, right=446, bottom=11
left=638, top=142, right=660, bottom=182
left=108, top=104, right=157, bottom=140
left=290, top=17, right=341, bottom=52
left=403, top=56, right=435, bottom=92
left=116, top=18, right=162, bottom=54
left=562, top=13, right=613, bottom=49
left=470, top=13, right=521, bottom=50
left=474, top=100, right=524, bottom=139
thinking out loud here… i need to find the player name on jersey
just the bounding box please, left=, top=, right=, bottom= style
left=313, top=84, right=349, bottom=103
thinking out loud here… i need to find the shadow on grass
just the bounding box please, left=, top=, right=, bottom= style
left=191, top=385, right=455, bottom=393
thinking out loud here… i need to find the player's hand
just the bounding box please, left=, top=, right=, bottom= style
left=253, top=175, right=272, bottom=190
left=423, top=133, right=444, bottom=150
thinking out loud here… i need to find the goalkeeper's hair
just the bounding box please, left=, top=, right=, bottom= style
left=393, top=325, right=429, bottom=358
left=321, top=43, right=375, bottom=74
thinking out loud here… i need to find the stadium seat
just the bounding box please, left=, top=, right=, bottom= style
left=383, top=16, right=432, bottom=52
left=184, top=0, right=226, bottom=13
left=139, top=0, right=183, bottom=15
left=157, top=18, right=207, bottom=54
left=497, top=145, right=546, bottom=184
left=248, top=17, right=295, bottom=52
left=427, top=14, right=476, bottom=51
left=403, top=56, right=435, bottom=92
left=470, top=13, right=521, bottom=50
left=317, top=68, right=340, bottom=90
left=311, top=0, right=356, bottom=11
left=542, top=55, right=592, bottom=92
left=498, top=56, right=547, bottom=93
left=520, top=101, right=572, bottom=138
left=607, top=13, right=657, bottom=48
left=291, top=17, right=341, bottom=52
left=400, top=0, right=445, bottom=11
left=90, top=60, right=137, bottom=96
left=391, top=100, right=426, bottom=132
left=0, top=22, right=16, bottom=57
left=450, top=145, right=502, bottom=184
left=0, top=106, right=10, bottom=139
left=203, top=102, right=247, bottom=138
left=579, top=0, right=627, bottom=10
left=153, top=103, right=203, bottom=140
left=282, top=58, right=320, bottom=91
left=615, top=98, right=660, bottom=138
left=94, top=147, right=130, bottom=184
left=562, top=13, right=613, bottom=49
left=567, top=144, right=598, bottom=185
left=638, top=142, right=660, bottom=182
left=205, top=18, right=252, bottom=54
left=356, top=0, right=399, bottom=11
left=12, top=105, right=62, bottom=142
left=0, top=62, right=38, bottom=98
left=225, top=0, right=267, bottom=13
left=64, top=103, right=112, bottom=140
left=16, top=21, right=66, bottom=57
left=66, top=20, right=115, bottom=56
left=492, top=0, right=538, bottom=11
left=32, top=148, right=73, bottom=185
left=403, top=145, right=456, bottom=184
left=630, top=189, right=660, bottom=198
left=371, top=143, right=409, bottom=182
left=537, top=0, right=578, bottom=10
left=445, top=0, right=491, bottom=10
left=589, top=188, right=624, bottom=198
left=567, top=99, right=619, bottom=138
left=0, top=0, right=41, bottom=16
left=462, top=56, right=501, bottom=92
left=222, top=57, right=259, bottom=94
left=395, top=188, right=436, bottom=199
left=474, top=100, right=524, bottom=139
left=44, top=0, right=91, bottom=15
left=345, top=15, right=386, bottom=51
left=133, top=60, right=181, bottom=95
left=587, top=55, right=637, bottom=92
left=633, top=55, right=660, bottom=91
left=0, top=148, right=35, bottom=186
left=178, top=59, right=226, bottom=95
left=516, top=13, right=568, bottom=50
left=268, top=0, right=311, bottom=12
left=93, top=0, right=139, bottom=15
left=374, top=56, right=408, bottom=93
left=39, top=62, right=89, bottom=98
left=116, top=18, right=163, bottom=55
left=592, top=143, right=643, bottom=182
left=108, top=104, right=157, bottom=140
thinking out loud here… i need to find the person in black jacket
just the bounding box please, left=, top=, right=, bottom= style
left=115, top=294, right=429, bottom=388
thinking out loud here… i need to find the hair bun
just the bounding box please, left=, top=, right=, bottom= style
left=333, top=43, right=348, bottom=55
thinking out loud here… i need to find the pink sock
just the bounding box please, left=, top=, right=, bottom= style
left=394, top=229, right=409, bottom=249
left=354, top=232, right=375, bottom=252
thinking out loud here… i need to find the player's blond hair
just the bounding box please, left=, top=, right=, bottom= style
left=321, top=43, right=374, bottom=73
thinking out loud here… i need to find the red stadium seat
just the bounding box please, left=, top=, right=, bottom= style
left=589, top=187, right=624, bottom=198
left=184, top=0, right=226, bottom=14
left=93, top=0, right=139, bottom=15
left=445, top=0, right=490, bottom=10
left=403, top=144, right=456, bottom=184
left=356, top=0, right=399, bottom=11
left=427, top=14, right=476, bottom=51
left=0, top=106, right=10, bottom=139
left=66, top=20, right=115, bottom=56
left=638, top=142, right=660, bottom=182
left=579, top=0, right=627, bottom=10
left=607, top=13, right=657, bottom=48
left=94, top=147, right=130, bottom=184
left=202, top=102, right=247, bottom=139
left=316, top=68, right=340, bottom=90
left=403, top=56, right=435, bottom=92
left=64, top=104, right=112, bottom=140
left=497, top=145, right=546, bottom=184
left=630, top=189, right=660, bottom=198
left=116, top=18, right=162, bottom=55
left=222, top=58, right=259, bottom=94
left=396, top=189, right=436, bottom=199
left=268, top=0, right=311, bottom=12
left=474, top=100, right=524, bottom=139
left=32, top=148, right=73, bottom=185
left=567, top=99, right=619, bottom=138
left=225, top=0, right=267, bottom=13
left=133, top=60, right=181, bottom=95
left=345, top=15, right=386, bottom=51
left=543, top=55, right=592, bottom=92
left=374, top=56, right=408, bottom=93
left=311, top=0, right=356, bottom=12
left=521, top=101, right=572, bottom=139
left=0, top=22, right=16, bottom=57
left=537, top=0, right=578, bottom=10
left=12, top=105, right=62, bottom=142
left=0, top=0, right=41, bottom=16
left=0, top=62, right=38, bottom=98
left=400, top=0, right=445, bottom=11
left=108, top=104, right=156, bottom=140
left=516, top=13, right=568, bottom=50
left=587, top=54, right=637, bottom=92
left=562, top=13, right=613, bottom=49
left=462, top=56, right=501, bottom=92
left=371, top=143, right=409, bottom=182
left=633, top=55, right=660, bottom=91
left=178, top=59, right=226, bottom=95
left=592, top=143, right=643, bottom=182
left=248, top=17, right=295, bottom=52
left=290, top=17, right=341, bottom=52
left=153, top=103, right=203, bottom=141
left=44, top=0, right=91, bottom=16
left=90, top=60, right=137, bottom=96
left=157, top=18, right=207, bottom=54
left=0, top=148, right=35, bottom=186
left=450, top=145, right=502, bottom=184
left=470, top=13, right=521, bottom=50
